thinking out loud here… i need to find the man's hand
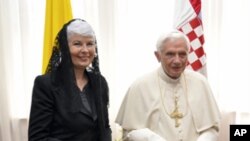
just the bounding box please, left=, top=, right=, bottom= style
left=126, top=128, right=166, bottom=141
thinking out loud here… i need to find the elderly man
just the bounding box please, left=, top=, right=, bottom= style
left=115, top=30, right=221, bottom=141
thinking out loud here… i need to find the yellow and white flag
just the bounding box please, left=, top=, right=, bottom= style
left=42, top=0, right=73, bottom=74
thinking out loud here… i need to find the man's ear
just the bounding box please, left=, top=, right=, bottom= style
left=154, top=51, right=161, bottom=62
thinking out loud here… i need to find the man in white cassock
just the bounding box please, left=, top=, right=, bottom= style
left=115, top=30, right=221, bottom=141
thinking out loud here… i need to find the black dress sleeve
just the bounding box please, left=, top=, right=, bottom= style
left=28, top=75, right=60, bottom=141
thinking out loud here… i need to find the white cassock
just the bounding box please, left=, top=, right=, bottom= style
left=115, top=66, right=221, bottom=141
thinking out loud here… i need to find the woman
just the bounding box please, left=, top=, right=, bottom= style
left=28, top=19, right=111, bottom=141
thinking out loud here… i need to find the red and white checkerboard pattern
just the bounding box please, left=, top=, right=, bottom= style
left=179, top=17, right=206, bottom=71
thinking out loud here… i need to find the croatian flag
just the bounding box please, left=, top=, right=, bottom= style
left=174, top=0, right=207, bottom=75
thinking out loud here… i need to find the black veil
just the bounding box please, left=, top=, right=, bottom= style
left=45, top=19, right=100, bottom=75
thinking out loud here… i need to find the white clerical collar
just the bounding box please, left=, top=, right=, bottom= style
left=158, top=66, right=182, bottom=84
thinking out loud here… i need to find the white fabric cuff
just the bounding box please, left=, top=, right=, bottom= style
left=196, top=128, right=218, bottom=141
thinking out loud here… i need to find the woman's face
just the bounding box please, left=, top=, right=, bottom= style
left=68, top=34, right=96, bottom=70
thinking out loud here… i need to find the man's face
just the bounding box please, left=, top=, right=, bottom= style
left=155, top=38, right=188, bottom=79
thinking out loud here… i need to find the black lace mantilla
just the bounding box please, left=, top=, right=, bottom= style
left=45, top=19, right=100, bottom=75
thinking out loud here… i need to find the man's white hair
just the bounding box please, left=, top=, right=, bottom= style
left=156, top=30, right=190, bottom=52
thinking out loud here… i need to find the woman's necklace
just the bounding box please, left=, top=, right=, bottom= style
left=158, top=72, right=188, bottom=128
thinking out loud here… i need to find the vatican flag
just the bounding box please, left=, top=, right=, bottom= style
left=42, top=0, right=73, bottom=74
